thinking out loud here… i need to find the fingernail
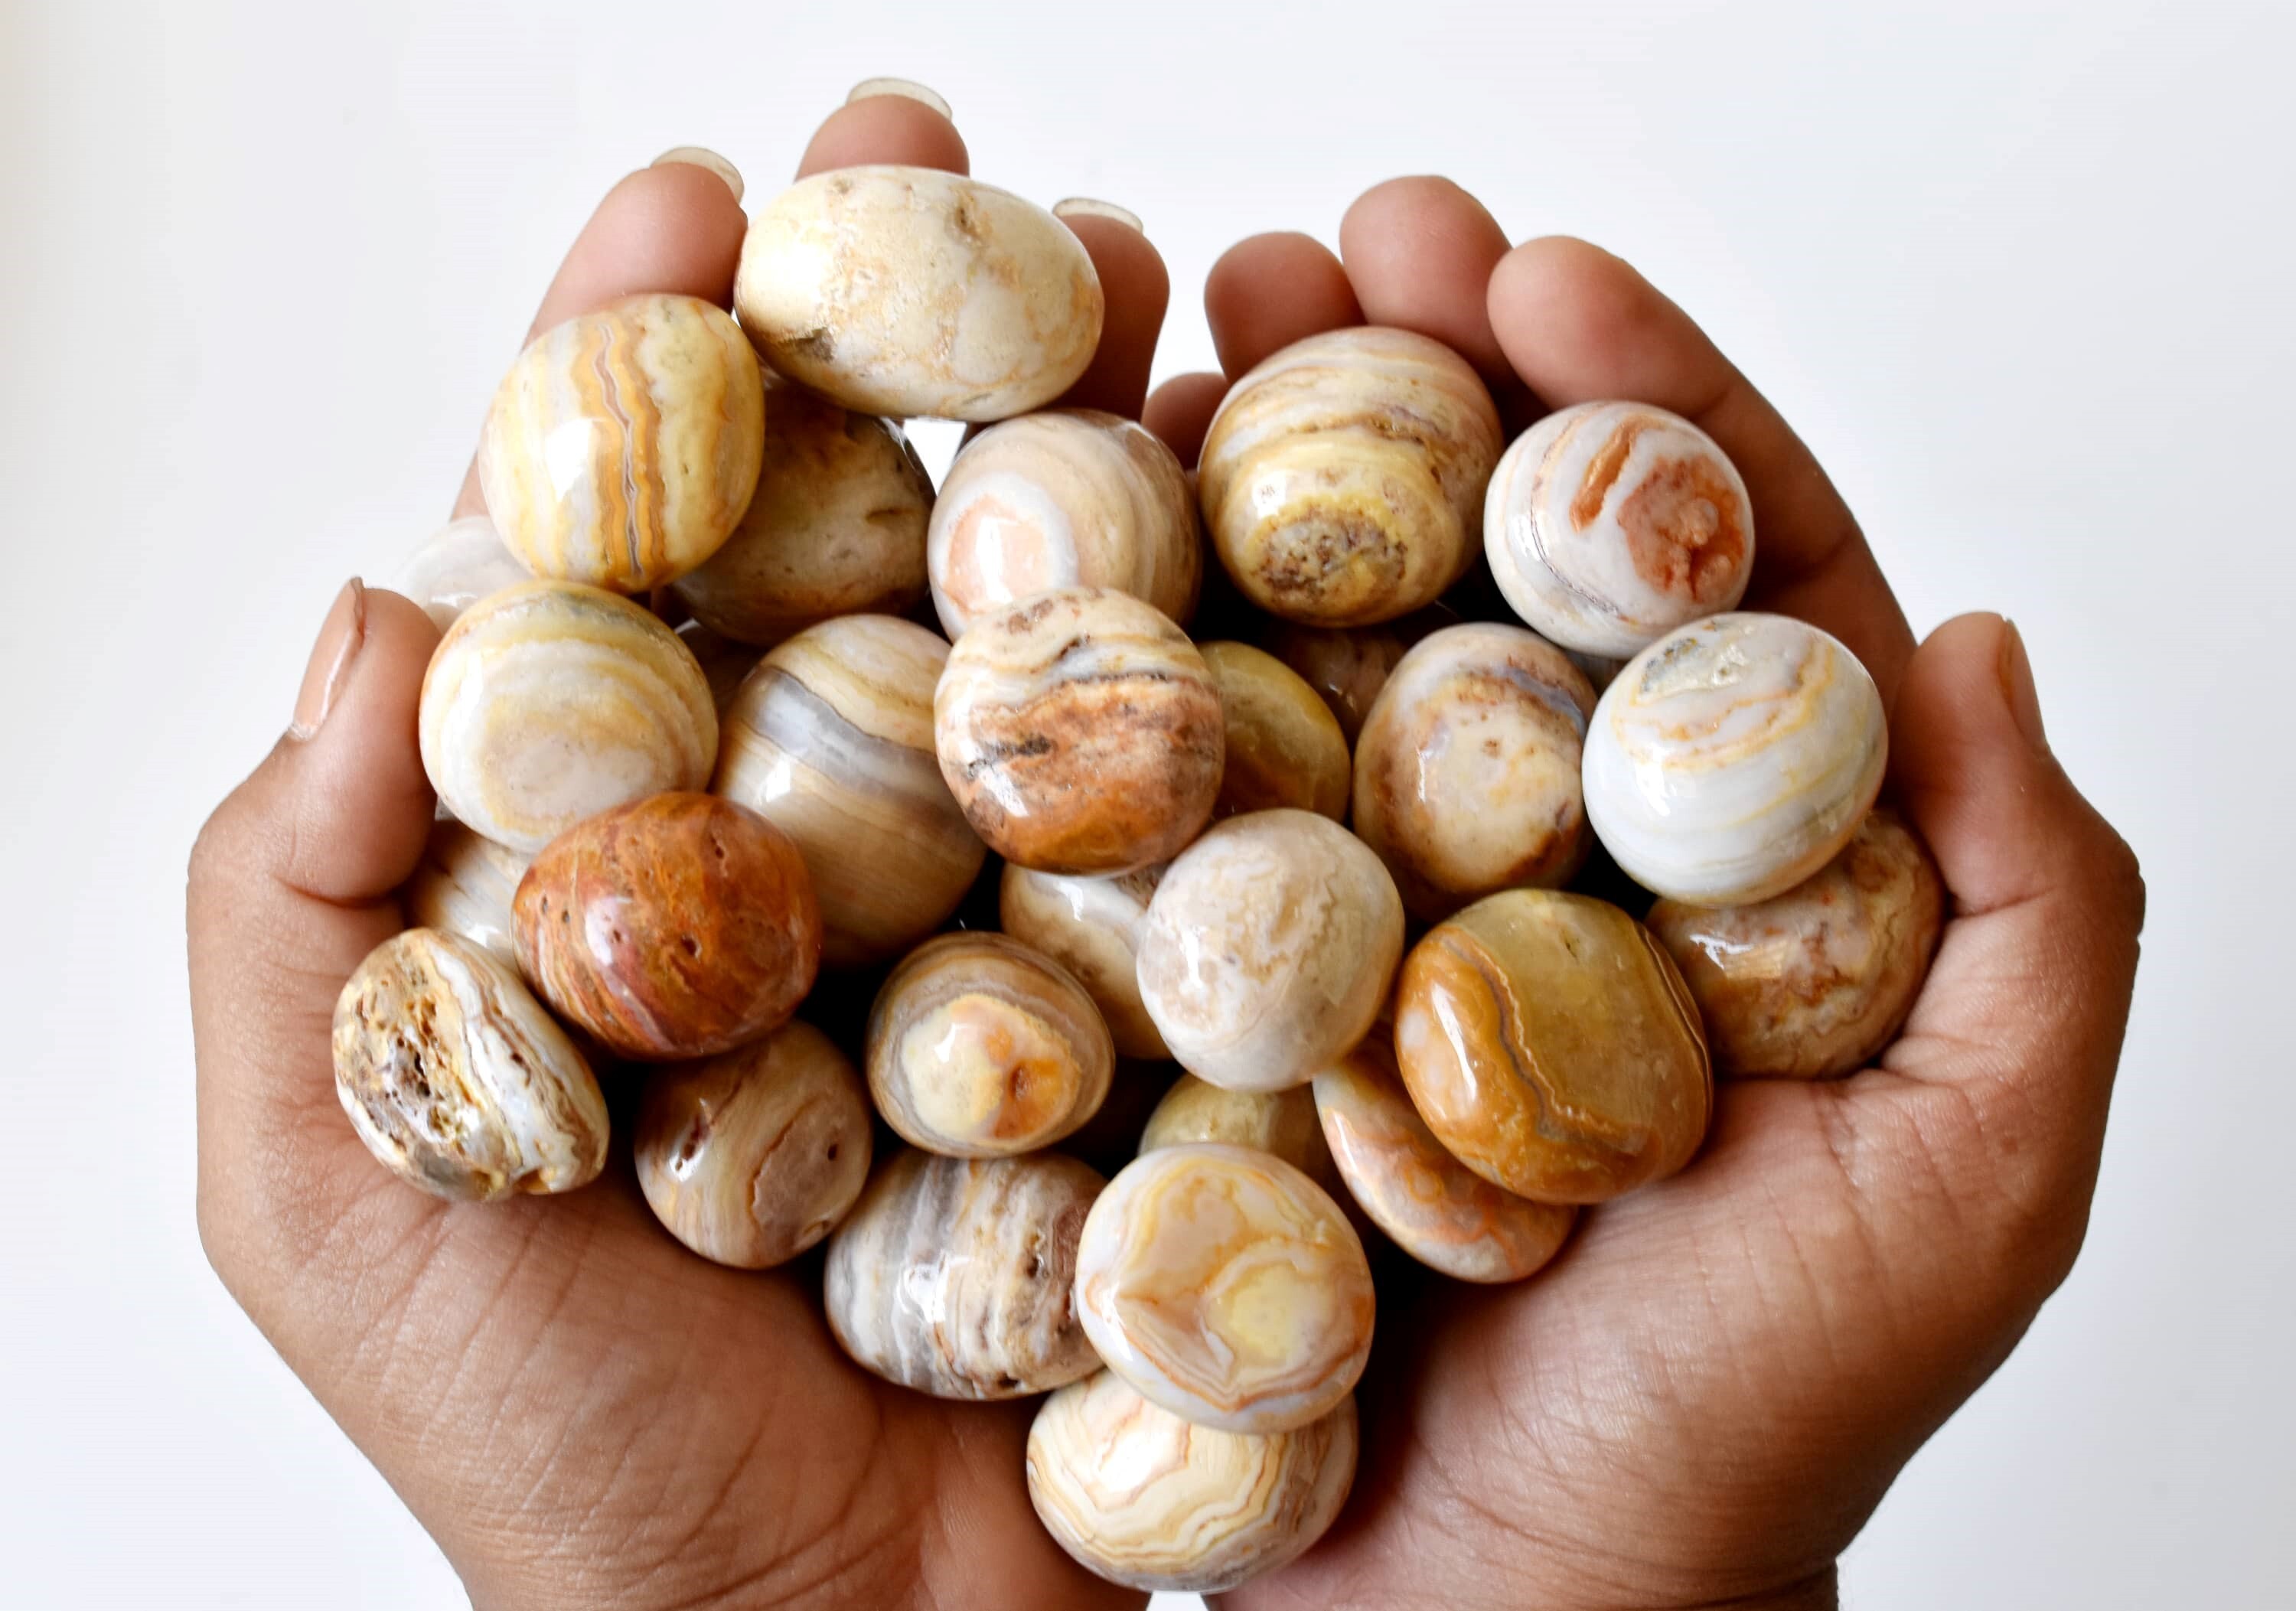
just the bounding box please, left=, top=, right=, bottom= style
left=291, top=579, right=366, bottom=741
left=846, top=77, right=952, bottom=120
left=1999, top=619, right=2049, bottom=755
left=1052, top=197, right=1145, bottom=234
left=651, top=145, right=744, bottom=203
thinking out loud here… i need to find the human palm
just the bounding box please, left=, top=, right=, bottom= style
left=191, top=87, right=2141, bottom=1611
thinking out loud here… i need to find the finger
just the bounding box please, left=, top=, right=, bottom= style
left=1486, top=236, right=1914, bottom=701
left=1337, top=175, right=1531, bottom=422
left=450, top=156, right=749, bottom=517
left=190, top=582, right=443, bottom=1291
left=1142, top=370, right=1229, bottom=468
left=1861, top=613, right=2143, bottom=1273
left=796, top=78, right=969, bottom=178
left=1204, top=231, right=1362, bottom=378
left=1049, top=200, right=1169, bottom=419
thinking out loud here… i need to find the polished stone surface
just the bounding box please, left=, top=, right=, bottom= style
left=1647, top=807, right=1943, bottom=1079
left=1313, top=1035, right=1576, bottom=1281
left=634, top=1020, right=872, bottom=1267
left=1075, top=1142, right=1374, bottom=1433
left=736, top=166, right=1104, bottom=421
left=402, top=817, right=530, bottom=964
left=1028, top=1372, right=1357, bottom=1593
left=1486, top=399, right=1754, bottom=657
left=824, top=1149, right=1105, bottom=1399
left=419, top=580, right=717, bottom=853
left=513, top=792, right=820, bottom=1061
left=1352, top=621, right=1596, bottom=921
left=1583, top=612, right=1888, bottom=906
left=1202, top=641, right=1350, bottom=822
left=671, top=379, right=933, bottom=646
left=1394, top=889, right=1711, bottom=1203
left=1199, top=327, right=1502, bottom=626
left=1137, top=810, right=1403, bottom=1093
left=714, top=615, right=983, bottom=967
left=998, top=862, right=1169, bottom=1060
left=934, top=587, right=1223, bottom=875
left=332, top=928, right=607, bottom=1201
left=479, top=292, right=765, bottom=592
left=865, top=932, right=1114, bottom=1157
left=928, top=408, right=1199, bottom=638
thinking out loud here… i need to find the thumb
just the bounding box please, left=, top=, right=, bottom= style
left=1874, top=611, right=2144, bottom=1280
left=188, top=579, right=442, bottom=1320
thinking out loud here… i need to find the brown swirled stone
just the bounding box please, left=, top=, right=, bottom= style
left=934, top=587, right=1224, bottom=875
left=823, top=1148, right=1105, bottom=1399
left=513, top=792, right=822, bottom=1061
left=1394, top=889, right=1711, bottom=1203
left=634, top=1020, right=872, bottom=1267
left=1645, top=808, right=1943, bottom=1080
left=1352, top=622, right=1596, bottom=921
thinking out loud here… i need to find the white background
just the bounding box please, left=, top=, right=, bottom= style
left=2, top=0, right=2289, bottom=1605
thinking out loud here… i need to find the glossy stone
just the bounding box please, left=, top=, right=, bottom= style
left=1137, top=811, right=1404, bottom=1094
left=1646, top=807, right=1944, bottom=1080
left=1199, top=327, right=1502, bottom=627
left=1255, top=618, right=1414, bottom=745
left=1028, top=1373, right=1358, bottom=1593
left=513, top=793, right=821, bottom=1061
left=1584, top=613, right=1889, bottom=906
left=928, top=409, right=1200, bottom=638
left=479, top=293, right=765, bottom=592
left=735, top=167, right=1104, bottom=421
left=714, top=615, right=984, bottom=967
left=998, top=862, right=1169, bottom=1059
left=670, top=379, right=934, bottom=646
left=824, top=1149, right=1104, bottom=1399
left=1138, top=1075, right=1344, bottom=1205
left=934, top=588, right=1223, bottom=875
left=419, top=581, right=717, bottom=853
left=1486, top=400, right=1754, bottom=657
left=390, top=516, right=530, bottom=630
left=1395, top=890, right=1711, bottom=1203
left=634, top=1019, right=872, bottom=1267
left=1202, top=641, right=1350, bottom=822
left=1075, top=1143, right=1374, bottom=1433
left=1313, top=1035, right=1576, bottom=1282
left=1352, top=622, right=1596, bottom=921
left=331, top=928, right=607, bottom=1201
left=866, top=933, right=1114, bottom=1157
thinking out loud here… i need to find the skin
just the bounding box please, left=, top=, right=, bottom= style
left=188, top=101, right=2143, bottom=1611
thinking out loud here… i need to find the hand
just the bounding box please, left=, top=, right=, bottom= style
left=188, top=90, right=1172, bottom=1611
left=1133, top=181, right=2144, bottom=1610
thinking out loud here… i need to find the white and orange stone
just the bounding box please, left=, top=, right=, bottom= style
left=928, top=409, right=1199, bottom=638
left=1074, top=1143, right=1374, bottom=1433
left=1486, top=400, right=1754, bottom=658
left=1027, top=1371, right=1358, bottom=1593
left=864, top=932, right=1114, bottom=1158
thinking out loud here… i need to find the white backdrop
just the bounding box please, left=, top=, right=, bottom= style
left=2, top=1, right=2290, bottom=1605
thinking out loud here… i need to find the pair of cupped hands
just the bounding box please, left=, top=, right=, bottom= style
left=187, top=84, right=2144, bottom=1610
